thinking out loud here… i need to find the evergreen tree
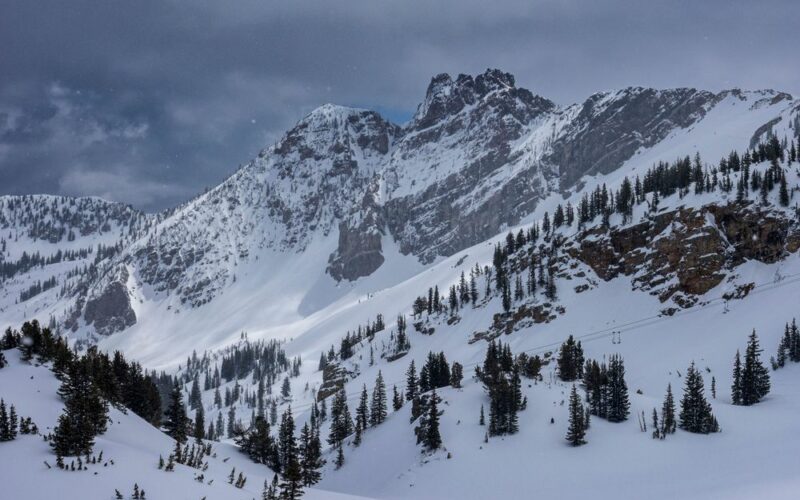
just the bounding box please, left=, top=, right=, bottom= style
left=679, top=362, right=719, bottom=434
left=651, top=408, right=660, bottom=439
left=731, top=350, right=742, bottom=405
left=661, top=384, right=676, bottom=435
left=410, top=396, right=422, bottom=423
left=279, top=414, right=303, bottom=500
left=450, top=362, right=463, bottom=388
left=779, top=174, right=790, bottom=207
left=423, top=390, right=442, bottom=451
left=187, top=397, right=202, bottom=440
left=736, top=330, right=770, bottom=405
left=334, top=445, right=345, bottom=469
left=234, top=416, right=276, bottom=467
left=263, top=475, right=279, bottom=500
left=270, top=400, right=278, bottom=426
left=299, top=423, right=324, bottom=486
left=777, top=323, right=791, bottom=367
left=164, top=380, right=188, bottom=443
left=557, top=335, right=584, bottom=381
left=0, top=399, right=9, bottom=441
left=327, top=389, right=353, bottom=448
left=405, top=361, right=418, bottom=402
left=189, top=375, right=201, bottom=410
left=281, top=377, right=291, bottom=399
left=356, top=385, right=369, bottom=433
left=278, top=407, right=296, bottom=471
left=392, top=385, right=403, bottom=411
left=566, top=385, right=586, bottom=446
left=370, top=371, right=387, bottom=427
left=605, top=354, right=630, bottom=422
left=790, top=318, right=800, bottom=363
left=51, top=359, right=108, bottom=456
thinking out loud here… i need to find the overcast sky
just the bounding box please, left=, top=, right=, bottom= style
left=1, top=0, right=798, bottom=212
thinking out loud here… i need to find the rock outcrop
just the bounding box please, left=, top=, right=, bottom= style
left=566, top=202, right=800, bottom=305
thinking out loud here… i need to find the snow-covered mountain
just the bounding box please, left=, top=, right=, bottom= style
left=3, top=69, right=798, bottom=347
left=2, top=69, right=800, bottom=499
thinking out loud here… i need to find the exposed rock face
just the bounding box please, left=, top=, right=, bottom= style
left=385, top=69, right=558, bottom=262
left=327, top=178, right=386, bottom=280
left=83, top=272, right=136, bottom=336
left=549, top=87, right=717, bottom=188
left=317, top=363, right=350, bottom=401
left=566, top=202, right=800, bottom=304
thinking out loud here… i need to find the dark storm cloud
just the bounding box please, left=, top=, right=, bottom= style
left=1, top=0, right=798, bottom=211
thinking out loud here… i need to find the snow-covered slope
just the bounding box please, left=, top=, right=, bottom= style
left=0, top=349, right=368, bottom=500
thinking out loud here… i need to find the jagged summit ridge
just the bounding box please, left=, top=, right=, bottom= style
left=1, top=69, right=797, bottom=340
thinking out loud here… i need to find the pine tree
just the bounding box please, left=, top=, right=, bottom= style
left=281, top=377, right=291, bottom=399
left=279, top=449, right=303, bottom=499
left=410, top=396, right=422, bottom=423
left=661, top=384, right=676, bottom=435
left=234, top=416, right=275, bottom=467
left=164, top=381, right=188, bottom=443
left=370, top=371, right=387, bottom=427
left=270, top=399, right=278, bottom=426
left=334, top=445, right=345, bottom=469
left=501, top=279, right=512, bottom=313
left=679, top=362, right=719, bottom=434
left=278, top=407, right=296, bottom=472
left=777, top=323, right=791, bottom=367
left=263, top=475, right=279, bottom=500
left=327, top=389, right=353, bottom=448
left=566, top=385, right=586, bottom=446
left=450, top=362, right=463, bottom=388
left=479, top=404, right=485, bottom=426
left=605, top=354, right=630, bottom=422
left=356, top=385, right=369, bottom=433
left=731, top=350, right=743, bottom=405
left=557, top=335, right=584, bottom=381
left=791, top=319, right=800, bottom=362
left=779, top=174, right=790, bottom=207
left=405, top=361, right=418, bottom=402
left=299, top=423, right=324, bottom=486
left=0, top=399, right=9, bottom=441
left=194, top=405, right=205, bottom=443
left=51, top=358, right=108, bottom=456
left=424, top=390, right=442, bottom=451
left=651, top=408, right=660, bottom=439
left=392, top=385, right=403, bottom=411
left=189, top=375, right=201, bottom=410
left=737, top=330, right=770, bottom=405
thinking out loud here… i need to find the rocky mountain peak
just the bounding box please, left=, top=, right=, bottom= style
left=274, top=103, right=399, bottom=163
left=410, top=68, right=549, bottom=131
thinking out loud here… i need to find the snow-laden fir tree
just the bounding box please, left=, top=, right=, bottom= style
left=732, top=330, right=770, bottom=406
left=299, top=422, right=324, bottom=486
left=164, top=380, right=188, bottom=443
left=679, top=362, right=719, bottom=434
left=566, top=385, right=587, bottom=446
left=327, top=389, right=354, bottom=448
left=51, top=358, right=108, bottom=456
left=405, top=360, right=418, bottom=402
left=370, top=370, right=387, bottom=427
left=557, top=335, right=584, bottom=381
left=661, top=383, right=676, bottom=436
